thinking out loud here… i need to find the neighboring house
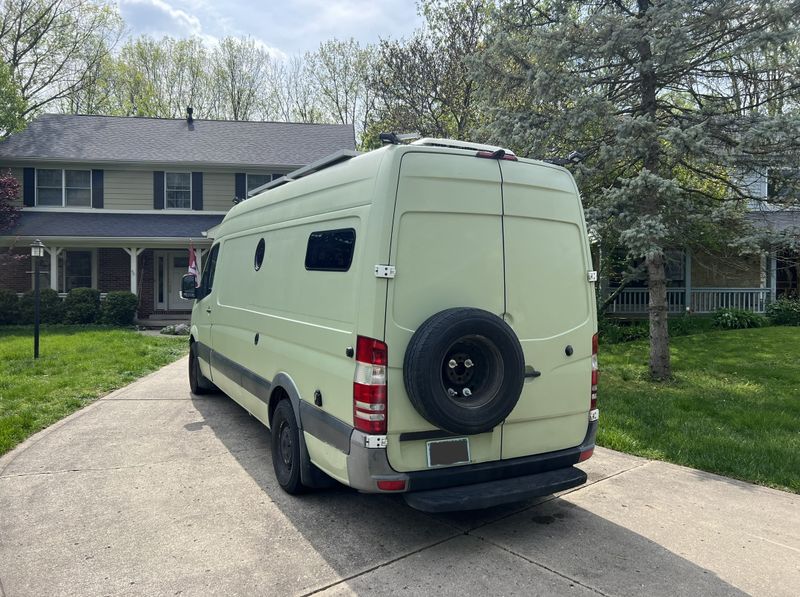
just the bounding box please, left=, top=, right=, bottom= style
left=604, top=171, right=800, bottom=316
left=0, top=113, right=355, bottom=321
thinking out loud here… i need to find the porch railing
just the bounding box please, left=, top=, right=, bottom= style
left=606, top=288, right=771, bottom=314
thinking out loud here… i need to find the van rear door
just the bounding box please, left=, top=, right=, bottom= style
left=383, top=150, right=504, bottom=472
left=498, top=160, right=594, bottom=459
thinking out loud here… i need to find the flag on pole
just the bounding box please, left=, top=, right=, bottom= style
left=188, top=242, right=198, bottom=281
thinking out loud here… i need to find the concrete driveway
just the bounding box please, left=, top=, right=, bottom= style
left=1, top=357, right=798, bottom=597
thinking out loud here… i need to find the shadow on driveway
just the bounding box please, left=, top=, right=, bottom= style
left=190, top=390, right=748, bottom=597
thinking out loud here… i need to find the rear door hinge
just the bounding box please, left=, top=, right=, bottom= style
left=587, top=271, right=598, bottom=282
left=375, top=265, right=396, bottom=279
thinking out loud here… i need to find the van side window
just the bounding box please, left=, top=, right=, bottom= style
left=201, top=243, right=220, bottom=293
left=305, top=228, right=356, bottom=272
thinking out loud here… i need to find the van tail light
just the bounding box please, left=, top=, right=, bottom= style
left=590, top=333, right=599, bottom=412
left=354, top=336, right=387, bottom=434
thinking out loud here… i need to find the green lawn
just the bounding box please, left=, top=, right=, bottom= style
left=0, top=326, right=188, bottom=456
left=597, top=326, right=800, bottom=493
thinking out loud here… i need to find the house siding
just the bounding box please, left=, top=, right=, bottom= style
left=202, top=172, right=235, bottom=211
left=104, top=170, right=154, bottom=210
left=692, top=251, right=762, bottom=287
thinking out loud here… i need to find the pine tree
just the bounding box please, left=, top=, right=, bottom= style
left=475, top=0, right=800, bottom=380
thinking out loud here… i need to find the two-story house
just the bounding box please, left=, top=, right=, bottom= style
left=0, top=113, right=355, bottom=321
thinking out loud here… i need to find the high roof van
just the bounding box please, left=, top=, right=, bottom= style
left=181, top=138, right=599, bottom=512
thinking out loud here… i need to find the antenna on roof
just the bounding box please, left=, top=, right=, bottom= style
left=186, top=107, right=194, bottom=125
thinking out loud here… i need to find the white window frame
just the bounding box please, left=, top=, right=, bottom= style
left=246, top=173, right=276, bottom=195
left=164, top=171, right=192, bottom=210
left=35, top=168, right=92, bottom=208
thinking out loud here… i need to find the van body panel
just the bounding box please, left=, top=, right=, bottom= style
left=498, top=160, right=595, bottom=458
left=384, top=151, right=505, bottom=472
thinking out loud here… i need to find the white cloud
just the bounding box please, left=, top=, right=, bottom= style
left=117, top=0, right=422, bottom=56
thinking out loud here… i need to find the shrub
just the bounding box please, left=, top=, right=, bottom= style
left=18, top=288, right=65, bottom=324
left=766, top=298, right=800, bottom=326
left=63, top=287, right=101, bottom=324
left=712, top=308, right=767, bottom=330
left=669, top=316, right=714, bottom=337
left=101, top=291, right=139, bottom=326
left=0, top=288, right=20, bottom=324
left=598, top=318, right=649, bottom=344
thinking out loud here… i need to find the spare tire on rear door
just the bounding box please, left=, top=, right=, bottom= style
left=403, top=307, right=525, bottom=435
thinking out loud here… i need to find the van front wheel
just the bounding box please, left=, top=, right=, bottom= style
left=189, top=343, right=215, bottom=395
left=271, top=400, right=306, bottom=494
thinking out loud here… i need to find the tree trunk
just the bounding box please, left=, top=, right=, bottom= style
left=646, top=252, right=671, bottom=380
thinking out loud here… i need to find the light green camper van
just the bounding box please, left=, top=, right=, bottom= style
left=181, top=138, right=599, bottom=512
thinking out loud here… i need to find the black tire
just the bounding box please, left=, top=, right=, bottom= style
left=189, top=342, right=215, bottom=395
left=403, top=307, right=525, bottom=435
left=271, top=400, right=306, bottom=494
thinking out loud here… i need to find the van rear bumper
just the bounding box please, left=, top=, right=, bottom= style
left=403, top=466, right=587, bottom=512
left=345, top=419, right=597, bottom=510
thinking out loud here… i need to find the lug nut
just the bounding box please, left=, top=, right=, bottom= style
left=447, top=388, right=458, bottom=397
left=462, top=388, right=472, bottom=397
left=448, top=359, right=458, bottom=369
left=464, top=359, right=474, bottom=368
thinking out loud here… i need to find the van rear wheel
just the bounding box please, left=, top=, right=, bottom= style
left=403, top=308, right=525, bottom=435
left=271, top=400, right=306, bottom=494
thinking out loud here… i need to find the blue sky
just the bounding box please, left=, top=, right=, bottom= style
left=117, top=0, right=424, bottom=56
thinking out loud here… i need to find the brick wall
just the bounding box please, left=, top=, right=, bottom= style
left=97, top=248, right=130, bottom=293
left=0, top=248, right=33, bottom=292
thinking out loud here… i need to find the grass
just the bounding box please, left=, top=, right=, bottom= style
left=0, top=326, right=188, bottom=456
left=597, top=326, right=800, bottom=493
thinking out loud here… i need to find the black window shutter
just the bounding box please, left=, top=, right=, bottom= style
left=153, top=171, right=164, bottom=209
left=235, top=173, right=246, bottom=201
left=23, top=168, right=35, bottom=206
left=91, top=170, right=104, bottom=208
left=191, top=172, right=203, bottom=210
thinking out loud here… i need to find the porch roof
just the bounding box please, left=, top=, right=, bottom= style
left=4, top=211, right=223, bottom=241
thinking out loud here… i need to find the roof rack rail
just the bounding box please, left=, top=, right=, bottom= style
left=411, top=138, right=515, bottom=156
left=248, top=149, right=361, bottom=197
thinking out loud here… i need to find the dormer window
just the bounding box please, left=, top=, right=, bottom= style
left=36, top=169, right=91, bottom=207
left=165, top=172, right=191, bottom=209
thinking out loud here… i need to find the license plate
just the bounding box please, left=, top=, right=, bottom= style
left=427, top=437, right=470, bottom=467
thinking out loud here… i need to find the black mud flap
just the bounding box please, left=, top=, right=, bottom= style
left=403, top=466, right=587, bottom=513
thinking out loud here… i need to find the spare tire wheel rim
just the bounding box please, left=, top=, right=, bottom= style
left=440, top=335, right=504, bottom=409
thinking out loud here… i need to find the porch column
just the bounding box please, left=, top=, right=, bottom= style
left=47, top=247, right=62, bottom=291
left=684, top=249, right=692, bottom=313
left=769, top=250, right=777, bottom=302
left=123, top=247, right=145, bottom=295
left=196, top=248, right=204, bottom=279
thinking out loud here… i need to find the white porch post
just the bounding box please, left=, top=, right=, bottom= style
left=47, top=247, right=62, bottom=291
left=684, top=249, right=692, bottom=313
left=123, top=248, right=145, bottom=295
left=769, top=251, right=777, bottom=302
left=196, top=248, right=204, bottom=278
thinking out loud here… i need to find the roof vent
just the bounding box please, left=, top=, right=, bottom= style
left=186, top=106, right=194, bottom=124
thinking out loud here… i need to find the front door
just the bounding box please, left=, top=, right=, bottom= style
left=168, top=254, right=192, bottom=311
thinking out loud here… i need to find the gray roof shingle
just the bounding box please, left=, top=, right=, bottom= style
left=0, top=114, right=356, bottom=168
left=7, top=211, right=223, bottom=239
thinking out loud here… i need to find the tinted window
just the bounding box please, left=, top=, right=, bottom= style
left=254, top=238, right=266, bottom=271
left=201, top=244, right=220, bottom=293
left=305, top=228, right=356, bottom=272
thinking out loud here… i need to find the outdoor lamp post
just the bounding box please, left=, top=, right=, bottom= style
left=30, top=239, right=45, bottom=359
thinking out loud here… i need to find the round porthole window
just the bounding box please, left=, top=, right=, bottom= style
left=254, top=238, right=266, bottom=271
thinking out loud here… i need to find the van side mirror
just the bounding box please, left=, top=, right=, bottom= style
left=181, top=274, right=201, bottom=300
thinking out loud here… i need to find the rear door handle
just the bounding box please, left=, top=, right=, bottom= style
left=206, top=307, right=212, bottom=314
